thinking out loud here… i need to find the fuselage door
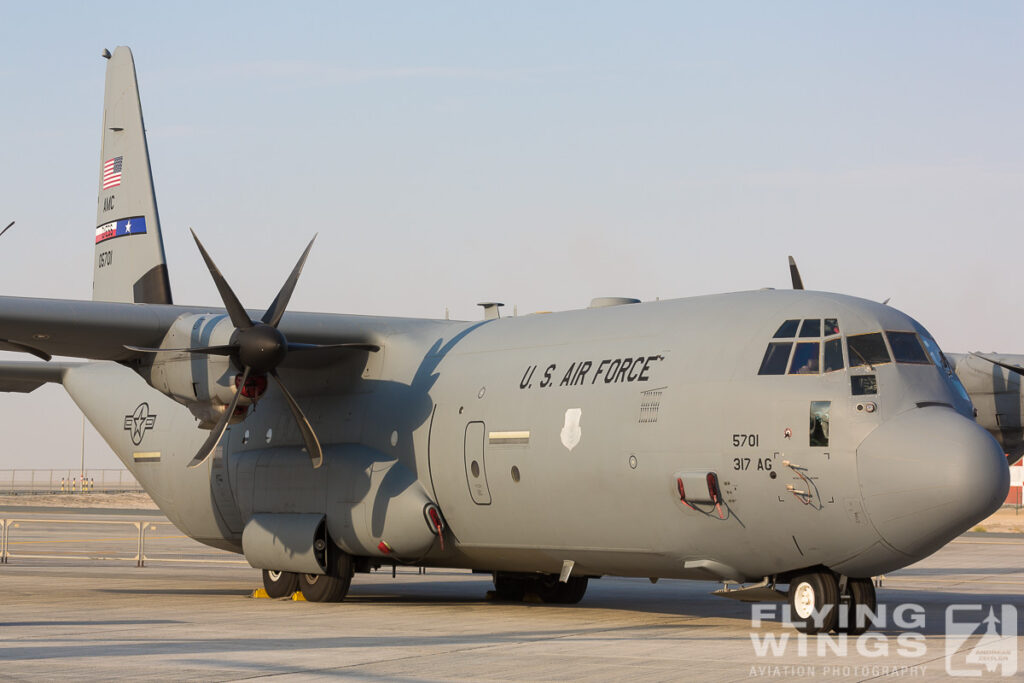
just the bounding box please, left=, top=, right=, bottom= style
left=464, top=421, right=492, bottom=505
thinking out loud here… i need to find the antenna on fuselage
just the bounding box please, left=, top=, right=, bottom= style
left=478, top=302, right=504, bottom=320
left=0, top=221, right=14, bottom=238
left=789, top=255, right=891, bottom=305
left=788, top=255, right=804, bottom=290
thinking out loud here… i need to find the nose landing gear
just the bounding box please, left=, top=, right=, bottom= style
left=786, top=570, right=877, bottom=635
left=837, top=577, right=877, bottom=635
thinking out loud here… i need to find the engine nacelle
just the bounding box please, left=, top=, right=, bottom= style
left=141, top=313, right=252, bottom=428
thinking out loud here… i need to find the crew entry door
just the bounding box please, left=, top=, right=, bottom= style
left=464, top=421, right=492, bottom=505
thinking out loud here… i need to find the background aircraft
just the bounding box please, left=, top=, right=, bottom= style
left=0, top=48, right=1009, bottom=637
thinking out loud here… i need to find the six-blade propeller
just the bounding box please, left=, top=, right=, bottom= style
left=128, top=229, right=378, bottom=470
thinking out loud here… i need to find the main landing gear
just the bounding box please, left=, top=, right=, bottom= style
left=492, top=572, right=589, bottom=604
left=261, top=547, right=354, bottom=602
left=787, top=570, right=876, bottom=635
left=262, top=569, right=299, bottom=598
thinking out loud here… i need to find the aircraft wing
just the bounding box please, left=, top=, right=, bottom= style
left=0, top=295, right=389, bottom=364
left=0, top=296, right=210, bottom=362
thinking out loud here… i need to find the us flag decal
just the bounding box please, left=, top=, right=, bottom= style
left=102, top=156, right=123, bottom=189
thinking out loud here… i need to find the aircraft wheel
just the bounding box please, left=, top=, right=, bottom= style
left=492, top=573, right=526, bottom=601
left=787, top=571, right=838, bottom=634
left=552, top=577, right=588, bottom=604
left=299, top=551, right=353, bottom=603
left=836, top=578, right=876, bottom=635
left=533, top=575, right=589, bottom=604
left=262, top=569, right=299, bottom=598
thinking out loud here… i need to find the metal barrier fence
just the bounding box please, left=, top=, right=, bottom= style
left=0, top=517, right=247, bottom=566
left=0, top=469, right=143, bottom=494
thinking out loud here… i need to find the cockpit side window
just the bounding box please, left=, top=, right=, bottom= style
left=847, top=332, right=891, bottom=367
left=886, top=331, right=929, bottom=364
left=774, top=320, right=800, bottom=338
left=920, top=332, right=972, bottom=406
left=759, top=342, right=793, bottom=375
left=790, top=342, right=820, bottom=374
left=823, top=337, right=844, bottom=372
left=824, top=318, right=840, bottom=335
left=799, top=319, right=821, bottom=338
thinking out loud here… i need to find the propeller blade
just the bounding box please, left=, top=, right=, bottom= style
left=189, top=366, right=251, bottom=469
left=0, top=221, right=14, bottom=238
left=0, top=338, right=52, bottom=362
left=190, top=229, right=253, bottom=330
left=287, top=342, right=381, bottom=353
left=124, top=344, right=237, bottom=356
left=788, top=256, right=804, bottom=290
left=971, top=352, right=1024, bottom=377
left=269, top=369, right=323, bottom=468
left=262, top=235, right=317, bottom=328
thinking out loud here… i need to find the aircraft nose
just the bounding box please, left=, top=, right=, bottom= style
left=857, top=406, right=1009, bottom=559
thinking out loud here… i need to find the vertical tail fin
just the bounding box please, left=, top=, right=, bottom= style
left=93, top=46, right=172, bottom=304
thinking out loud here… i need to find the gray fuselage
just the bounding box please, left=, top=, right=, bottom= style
left=64, top=289, right=1008, bottom=584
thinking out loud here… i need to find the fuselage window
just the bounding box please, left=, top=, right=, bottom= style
left=774, top=320, right=800, bottom=338
left=790, top=342, right=820, bottom=374
left=799, top=319, right=821, bottom=337
left=886, top=331, right=929, bottom=364
left=824, top=318, right=840, bottom=335
left=847, top=332, right=891, bottom=367
left=823, top=337, right=844, bottom=372
left=759, top=342, right=793, bottom=375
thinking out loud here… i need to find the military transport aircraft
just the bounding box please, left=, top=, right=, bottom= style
left=788, top=256, right=1024, bottom=464
left=0, top=48, right=1010, bottom=635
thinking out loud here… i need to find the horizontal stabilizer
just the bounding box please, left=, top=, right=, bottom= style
left=0, top=361, right=82, bottom=393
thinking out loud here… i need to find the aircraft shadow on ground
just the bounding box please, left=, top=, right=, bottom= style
left=893, top=566, right=1023, bottom=576
left=95, top=577, right=753, bottom=620
left=0, top=618, right=741, bottom=665
left=1, top=619, right=182, bottom=628
left=98, top=588, right=253, bottom=597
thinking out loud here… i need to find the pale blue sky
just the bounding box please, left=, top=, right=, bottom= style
left=1, top=2, right=1022, bottom=469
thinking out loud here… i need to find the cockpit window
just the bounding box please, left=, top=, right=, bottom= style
left=886, top=331, right=929, bottom=364
left=790, top=342, right=820, bottom=374
left=758, top=342, right=793, bottom=375
left=847, top=332, right=891, bottom=367
left=774, top=320, right=800, bottom=338
left=920, top=332, right=972, bottom=407
left=799, top=319, right=821, bottom=338
left=823, top=338, right=844, bottom=372
left=824, top=318, right=840, bottom=335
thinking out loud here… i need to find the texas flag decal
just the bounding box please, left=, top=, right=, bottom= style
left=95, top=216, right=147, bottom=244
